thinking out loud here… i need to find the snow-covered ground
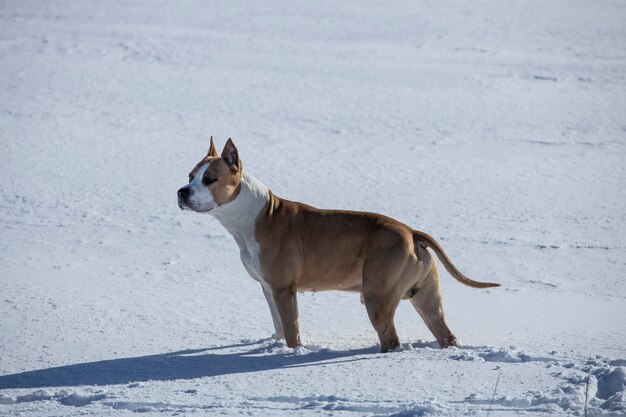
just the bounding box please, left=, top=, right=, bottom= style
left=1, top=0, right=625, bottom=416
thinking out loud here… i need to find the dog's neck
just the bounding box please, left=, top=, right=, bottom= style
left=210, top=171, right=270, bottom=241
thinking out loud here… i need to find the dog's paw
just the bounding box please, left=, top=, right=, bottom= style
left=270, top=332, right=285, bottom=340
left=293, top=346, right=309, bottom=356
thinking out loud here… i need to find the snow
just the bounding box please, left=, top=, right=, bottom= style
left=1, top=0, right=625, bottom=416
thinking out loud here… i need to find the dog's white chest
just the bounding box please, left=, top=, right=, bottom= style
left=237, top=236, right=264, bottom=283
left=209, top=171, right=270, bottom=284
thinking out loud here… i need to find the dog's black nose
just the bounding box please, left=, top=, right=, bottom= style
left=178, top=187, right=193, bottom=199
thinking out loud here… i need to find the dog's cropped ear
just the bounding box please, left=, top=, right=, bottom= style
left=207, top=136, right=218, bottom=157
left=221, top=138, right=240, bottom=172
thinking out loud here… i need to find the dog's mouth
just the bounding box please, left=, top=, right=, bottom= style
left=178, top=197, right=215, bottom=213
left=178, top=197, right=191, bottom=211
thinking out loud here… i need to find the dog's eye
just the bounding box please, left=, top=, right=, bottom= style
left=202, top=177, right=216, bottom=186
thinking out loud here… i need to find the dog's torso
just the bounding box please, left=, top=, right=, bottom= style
left=212, top=172, right=429, bottom=294
left=255, top=193, right=429, bottom=292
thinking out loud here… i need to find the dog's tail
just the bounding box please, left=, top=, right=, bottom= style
left=413, top=231, right=501, bottom=289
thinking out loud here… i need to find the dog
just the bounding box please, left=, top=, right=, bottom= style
left=178, top=138, right=500, bottom=352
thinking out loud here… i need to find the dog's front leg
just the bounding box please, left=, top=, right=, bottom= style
left=272, top=286, right=301, bottom=348
left=261, top=285, right=285, bottom=340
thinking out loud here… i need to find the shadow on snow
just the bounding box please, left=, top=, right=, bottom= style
left=0, top=339, right=376, bottom=389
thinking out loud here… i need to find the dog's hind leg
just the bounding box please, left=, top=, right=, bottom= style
left=409, top=263, right=458, bottom=348
left=362, top=268, right=401, bottom=353
left=362, top=290, right=401, bottom=353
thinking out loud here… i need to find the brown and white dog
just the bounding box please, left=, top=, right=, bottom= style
left=178, top=138, right=500, bottom=352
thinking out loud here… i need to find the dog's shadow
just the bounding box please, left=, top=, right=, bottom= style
left=0, top=339, right=376, bottom=389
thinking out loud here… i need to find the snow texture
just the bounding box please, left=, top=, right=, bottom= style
left=1, top=0, right=625, bottom=416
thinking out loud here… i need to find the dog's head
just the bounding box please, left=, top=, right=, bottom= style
left=177, top=137, right=242, bottom=213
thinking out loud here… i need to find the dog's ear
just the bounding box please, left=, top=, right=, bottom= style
left=221, top=138, right=240, bottom=172
left=207, top=136, right=218, bottom=157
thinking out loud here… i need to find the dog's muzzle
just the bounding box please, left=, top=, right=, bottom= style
left=177, top=187, right=193, bottom=210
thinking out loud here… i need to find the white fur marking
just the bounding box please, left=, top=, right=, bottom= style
left=186, top=162, right=217, bottom=212
left=210, top=171, right=270, bottom=284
